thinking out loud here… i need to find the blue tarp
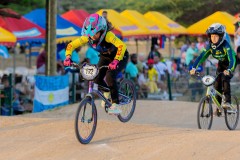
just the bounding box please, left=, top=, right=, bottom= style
left=24, top=9, right=82, bottom=41
left=0, top=45, right=10, bottom=58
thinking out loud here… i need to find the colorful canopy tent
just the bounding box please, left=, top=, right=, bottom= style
left=0, top=8, right=45, bottom=44
left=0, top=27, right=16, bottom=46
left=234, top=13, right=240, bottom=19
left=121, top=10, right=170, bottom=36
left=97, top=9, right=149, bottom=38
left=61, top=9, right=89, bottom=28
left=144, top=11, right=187, bottom=35
left=24, top=9, right=82, bottom=43
left=187, top=11, right=236, bottom=35
left=62, top=9, right=121, bottom=36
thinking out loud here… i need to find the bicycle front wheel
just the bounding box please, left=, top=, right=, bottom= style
left=224, top=95, right=239, bottom=130
left=197, top=96, right=213, bottom=129
left=75, top=97, right=97, bottom=144
left=118, top=79, right=136, bottom=122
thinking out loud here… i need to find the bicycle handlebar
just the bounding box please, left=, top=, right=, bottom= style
left=64, top=62, right=109, bottom=72
left=193, top=71, right=224, bottom=78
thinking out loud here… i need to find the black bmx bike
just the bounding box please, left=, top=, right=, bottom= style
left=66, top=63, right=136, bottom=144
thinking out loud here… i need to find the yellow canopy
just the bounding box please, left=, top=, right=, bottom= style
left=187, top=11, right=236, bottom=35
left=97, top=9, right=149, bottom=38
left=0, top=27, right=16, bottom=46
left=121, top=10, right=170, bottom=36
left=144, top=11, right=187, bottom=35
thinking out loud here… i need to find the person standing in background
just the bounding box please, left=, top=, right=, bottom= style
left=185, top=42, right=199, bottom=66
left=102, top=10, right=114, bottom=31
left=234, top=14, right=240, bottom=52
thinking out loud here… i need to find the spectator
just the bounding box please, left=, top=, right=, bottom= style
left=235, top=46, right=240, bottom=80
left=153, top=55, right=168, bottom=99
left=188, top=59, right=204, bottom=102
left=234, top=27, right=240, bottom=52
left=136, top=53, right=148, bottom=72
left=196, top=36, right=206, bottom=51
left=138, top=67, right=148, bottom=98
left=153, top=55, right=168, bottom=82
left=185, top=42, right=199, bottom=66
left=14, top=43, right=21, bottom=55
left=147, top=59, right=159, bottom=94
left=125, top=53, right=139, bottom=83
left=148, top=45, right=161, bottom=60
left=102, top=10, right=108, bottom=19
left=1, top=74, right=25, bottom=115
left=102, top=10, right=114, bottom=31
left=85, top=47, right=99, bottom=65
left=36, top=49, right=64, bottom=75
left=234, top=13, right=240, bottom=32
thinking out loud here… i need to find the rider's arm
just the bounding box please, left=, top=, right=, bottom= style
left=225, top=43, right=237, bottom=72
left=105, top=31, right=126, bottom=61
left=192, top=46, right=211, bottom=69
left=65, top=36, right=88, bottom=56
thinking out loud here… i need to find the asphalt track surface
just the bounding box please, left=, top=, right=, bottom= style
left=1, top=100, right=240, bottom=160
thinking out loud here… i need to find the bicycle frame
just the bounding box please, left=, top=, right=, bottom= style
left=205, top=85, right=223, bottom=109
left=86, top=80, right=132, bottom=108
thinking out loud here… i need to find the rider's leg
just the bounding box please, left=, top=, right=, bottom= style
left=214, top=80, right=223, bottom=104
left=218, top=60, right=234, bottom=108
left=106, top=54, right=128, bottom=104
left=106, top=52, right=129, bottom=113
left=94, top=55, right=111, bottom=89
left=214, top=62, right=224, bottom=105
left=222, top=74, right=233, bottom=104
left=94, top=56, right=111, bottom=107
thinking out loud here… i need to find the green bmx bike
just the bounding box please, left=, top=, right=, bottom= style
left=196, top=72, right=239, bottom=130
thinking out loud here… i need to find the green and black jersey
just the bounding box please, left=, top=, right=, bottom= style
left=192, top=40, right=237, bottom=72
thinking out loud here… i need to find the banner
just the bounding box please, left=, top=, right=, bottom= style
left=33, top=75, right=69, bottom=112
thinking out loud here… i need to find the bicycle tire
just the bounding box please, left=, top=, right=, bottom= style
left=117, top=79, right=136, bottom=123
left=75, top=97, right=97, bottom=144
left=174, top=74, right=189, bottom=94
left=224, top=95, right=239, bottom=130
left=197, top=96, right=213, bottom=129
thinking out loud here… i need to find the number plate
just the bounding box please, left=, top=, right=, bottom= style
left=80, top=64, right=98, bottom=80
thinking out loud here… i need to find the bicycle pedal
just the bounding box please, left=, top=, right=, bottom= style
left=108, top=113, right=120, bottom=116
left=226, top=110, right=237, bottom=114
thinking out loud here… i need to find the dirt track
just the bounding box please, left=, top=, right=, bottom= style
left=1, top=100, right=240, bottom=160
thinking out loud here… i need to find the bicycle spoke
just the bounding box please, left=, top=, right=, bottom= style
left=75, top=97, right=97, bottom=144
left=224, top=96, right=239, bottom=130
left=198, top=97, right=213, bottom=129
left=117, top=79, right=136, bottom=122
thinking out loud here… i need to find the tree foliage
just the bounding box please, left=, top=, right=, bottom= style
left=0, top=0, right=45, bottom=15
left=0, top=0, right=239, bottom=26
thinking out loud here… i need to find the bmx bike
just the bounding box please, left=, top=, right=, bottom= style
left=65, top=63, right=136, bottom=144
left=195, top=72, right=239, bottom=130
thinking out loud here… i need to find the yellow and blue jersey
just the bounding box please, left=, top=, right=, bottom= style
left=192, top=40, right=236, bottom=72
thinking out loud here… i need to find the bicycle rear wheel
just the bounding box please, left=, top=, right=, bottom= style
left=197, top=96, right=213, bottom=129
left=75, top=97, right=97, bottom=144
left=118, top=79, right=136, bottom=122
left=224, top=95, right=239, bottom=130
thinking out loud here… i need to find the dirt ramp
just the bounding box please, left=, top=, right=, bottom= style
left=0, top=100, right=240, bottom=160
